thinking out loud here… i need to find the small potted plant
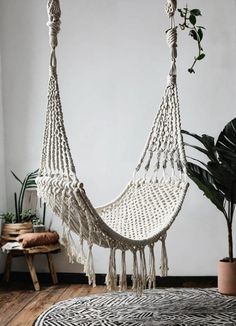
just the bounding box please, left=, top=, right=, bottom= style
left=182, top=118, right=236, bottom=295
left=2, top=170, right=38, bottom=240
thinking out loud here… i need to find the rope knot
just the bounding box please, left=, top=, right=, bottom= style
left=166, top=27, right=177, bottom=49
left=165, top=0, right=177, bottom=17
left=47, top=0, right=61, bottom=49
left=167, top=73, right=176, bottom=86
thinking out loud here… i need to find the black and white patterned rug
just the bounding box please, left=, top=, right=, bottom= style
left=34, top=288, right=236, bottom=325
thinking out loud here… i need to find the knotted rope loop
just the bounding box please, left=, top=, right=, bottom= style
left=165, top=0, right=177, bottom=17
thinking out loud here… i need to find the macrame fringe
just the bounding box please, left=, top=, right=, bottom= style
left=60, top=222, right=86, bottom=264
left=60, top=227, right=167, bottom=293
left=132, top=250, right=144, bottom=295
left=84, top=244, right=96, bottom=287
left=147, top=243, right=156, bottom=289
left=119, top=250, right=127, bottom=291
left=140, top=248, right=147, bottom=289
left=105, top=248, right=117, bottom=291
left=78, top=237, right=86, bottom=264
left=160, top=234, right=169, bottom=277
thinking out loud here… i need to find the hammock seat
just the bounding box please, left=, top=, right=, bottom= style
left=37, top=0, right=189, bottom=292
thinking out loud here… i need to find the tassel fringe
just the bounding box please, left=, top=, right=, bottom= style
left=84, top=244, right=96, bottom=287
left=160, top=234, right=169, bottom=277
left=147, top=243, right=156, bottom=289
left=60, top=228, right=168, bottom=295
left=106, top=248, right=117, bottom=291
left=119, top=250, right=127, bottom=291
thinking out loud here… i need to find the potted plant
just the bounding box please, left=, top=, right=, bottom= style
left=182, top=118, right=236, bottom=295
left=2, top=170, right=38, bottom=240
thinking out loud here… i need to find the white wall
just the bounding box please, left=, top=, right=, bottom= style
left=0, top=1, right=6, bottom=273
left=0, top=0, right=236, bottom=276
left=0, top=54, right=6, bottom=212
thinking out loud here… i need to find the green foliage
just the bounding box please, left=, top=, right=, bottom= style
left=31, top=216, right=42, bottom=226
left=178, top=6, right=206, bottom=74
left=182, top=118, right=236, bottom=261
left=0, top=212, right=15, bottom=223
left=10, top=169, right=47, bottom=225
left=20, top=209, right=36, bottom=223
left=186, top=162, right=225, bottom=214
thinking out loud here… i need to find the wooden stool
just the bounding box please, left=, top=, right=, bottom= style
left=3, top=243, right=61, bottom=291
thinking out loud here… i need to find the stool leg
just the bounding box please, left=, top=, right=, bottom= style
left=25, top=254, right=40, bottom=291
left=47, top=253, right=58, bottom=285
left=4, top=253, right=12, bottom=283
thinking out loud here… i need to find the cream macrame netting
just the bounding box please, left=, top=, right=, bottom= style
left=37, top=0, right=189, bottom=292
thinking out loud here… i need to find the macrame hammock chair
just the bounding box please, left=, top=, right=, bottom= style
left=37, top=0, right=189, bottom=292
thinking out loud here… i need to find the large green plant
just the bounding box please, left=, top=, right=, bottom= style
left=182, top=118, right=236, bottom=262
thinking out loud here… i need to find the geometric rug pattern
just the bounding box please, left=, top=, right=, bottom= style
left=34, top=288, right=236, bottom=326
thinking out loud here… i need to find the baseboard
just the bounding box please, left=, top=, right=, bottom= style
left=0, top=272, right=217, bottom=287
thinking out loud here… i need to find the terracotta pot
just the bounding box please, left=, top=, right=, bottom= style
left=218, top=259, right=236, bottom=296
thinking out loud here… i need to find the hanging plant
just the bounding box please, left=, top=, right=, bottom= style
left=178, top=6, right=206, bottom=73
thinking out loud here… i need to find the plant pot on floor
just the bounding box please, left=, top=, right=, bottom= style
left=218, top=259, right=236, bottom=296
left=2, top=222, right=33, bottom=241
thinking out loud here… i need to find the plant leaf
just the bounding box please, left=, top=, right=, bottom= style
left=18, top=169, right=39, bottom=215
left=11, top=171, right=23, bottom=185
left=197, top=53, right=205, bottom=60
left=197, top=26, right=206, bottom=30
left=187, top=162, right=226, bottom=214
left=189, top=15, right=197, bottom=25
left=188, top=68, right=195, bottom=74
left=186, top=156, right=208, bottom=168
left=190, top=9, right=202, bottom=16
left=198, top=28, right=203, bottom=41
left=189, top=29, right=198, bottom=40
left=207, top=161, right=236, bottom=203
left=182, top=130, right=217, bottom=162
left=217, top=118, right=236, bottom=160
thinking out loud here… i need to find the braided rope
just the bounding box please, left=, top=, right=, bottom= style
left=135, top=0, right=187, bottom=180
left=38, top=0, right=76, bottom=178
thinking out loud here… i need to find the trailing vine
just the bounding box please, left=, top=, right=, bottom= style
left=178, top=6, right=205, bottom=73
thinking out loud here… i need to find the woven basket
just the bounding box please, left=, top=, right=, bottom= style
left=2, top=222, right=33, bottom=241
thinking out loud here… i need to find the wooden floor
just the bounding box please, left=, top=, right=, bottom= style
left=0, top=282, right=107, bottom=326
